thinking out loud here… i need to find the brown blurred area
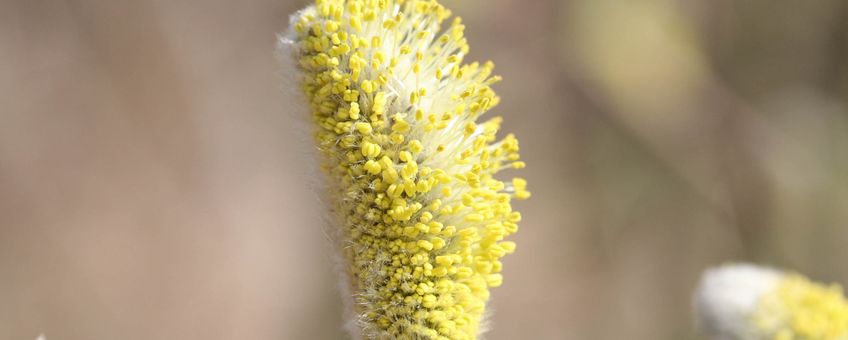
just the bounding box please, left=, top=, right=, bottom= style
left=2, top=0, right=848, bottom=339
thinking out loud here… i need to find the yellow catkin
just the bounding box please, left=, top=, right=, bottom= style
left=753, top=274, right=848, bottom=340
left=288, top=0, right=529, bottom=338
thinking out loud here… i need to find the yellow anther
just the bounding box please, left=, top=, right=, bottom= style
left=417, top=212, right=432, bottom=225
left=435, top=256, right=454, bottom=266
left=374, top=51, right=386, bottom=65
left=515, top=188, right=531, bottom=200
left=379, top=155, right=393, bottom=169
left=431, top=237, right=446, bottom=249
left=486, top=274, right=503, bottom=287
left=417, top=240, right=433, bottom=251
left=499, top=241, right=517, bottom=254
left=349, top=102, right=361, bottom=120
left=409, top=140, right=423, bottom=154
left=456, top=267, right=473, bottom=279
left=401, top=161, right=418, bottom=180
left=364, top=160, right=382, bottom=175
left=355, top=122, right=373, bottom=134
left=513, top=177, right=525, bottom=187
left=387, top=183, right=404, bottom=198
left=326, top=20, right=340, bottom=33
left=464, top=214, right=484, bottom=222
left=361, top=80, right=375, bottom=94
left=361, top=141, right=381, bottom=158
left=383, top=18, right=397, bottom=29
left=403, top=225, right=420, bottom=238
left=464, top=122, right=476, bottom=137
left=349, top=16, right=362, bottom=32
left=399, top=151, right=413, bottom=163
left=432, top=266, right=449, bottom=277
left=441, top=186, right=452, bottom=197
left=461, top=194, right=474, bottom=206
left=392, top=116, right=411, bottom=133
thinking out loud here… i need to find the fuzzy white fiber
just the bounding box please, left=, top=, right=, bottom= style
left=276, top=8, right=364, bottom=340
left=694, top=263, right=782, bottom=340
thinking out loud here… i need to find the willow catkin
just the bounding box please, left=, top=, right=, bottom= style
left=695, top=263, right=848, bottom=340
left=279, top=1, right=529, bottom=338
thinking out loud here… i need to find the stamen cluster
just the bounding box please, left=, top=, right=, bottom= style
left=753, top=274, right=848, bottom=339
left=284, top=0, right=529, bottom=338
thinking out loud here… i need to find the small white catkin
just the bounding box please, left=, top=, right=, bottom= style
left=695, top=263, right=848, bottom=340
left=694, top=264, right=781, bottom=340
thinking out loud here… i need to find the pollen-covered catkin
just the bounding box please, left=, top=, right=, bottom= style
left=282, top=0, right=529, bottom=338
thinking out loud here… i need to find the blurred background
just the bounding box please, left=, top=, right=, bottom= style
left=2, top=0, right=848, bottom=339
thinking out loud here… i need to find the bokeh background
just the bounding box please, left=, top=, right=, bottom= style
left=2, top=0, right=848, bottom=339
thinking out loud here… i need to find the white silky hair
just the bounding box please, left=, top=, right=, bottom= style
left=694, top=263, right=782, bottom=340
left=276, top=6, right=365, bottom=340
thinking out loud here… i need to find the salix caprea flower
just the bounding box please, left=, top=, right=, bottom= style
left=695, top=263, right=848, bottom=340
left=278, top=0, right=529, bottom=339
